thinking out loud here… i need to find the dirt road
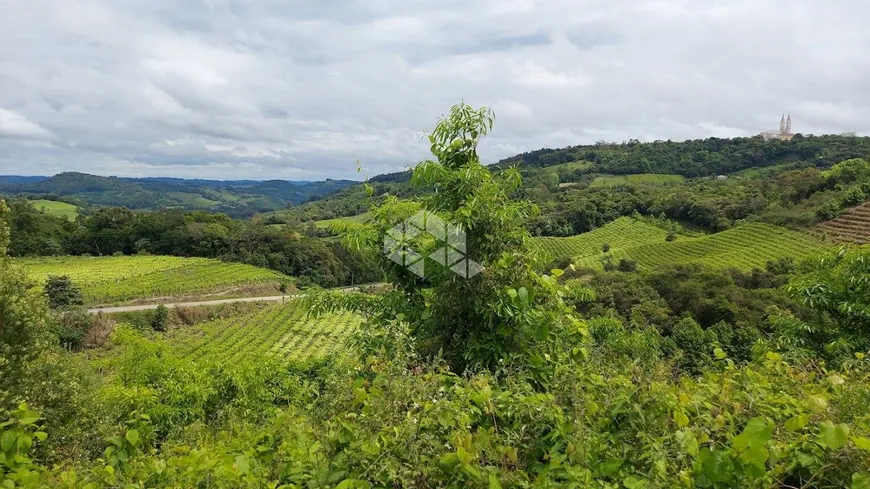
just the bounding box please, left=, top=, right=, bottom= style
left=87, top=284, right=379, bottom=314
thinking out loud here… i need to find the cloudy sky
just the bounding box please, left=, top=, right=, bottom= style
left=1, top=0, right=868, bottom=180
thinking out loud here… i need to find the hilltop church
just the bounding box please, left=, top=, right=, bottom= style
left=759, top=114, right=796, bottom=141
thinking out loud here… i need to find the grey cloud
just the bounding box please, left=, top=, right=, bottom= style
left=1, top=0, right=869, bottom=180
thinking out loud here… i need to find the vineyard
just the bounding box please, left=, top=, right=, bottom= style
left=532, top=217, right=673, bottom=259
left=588, top=173, right=685, bottom=187
left=167, top=300, right=360, bottom=363
left=574, top=222, right=828, bottom=271
left=16, top=255, right=286, bottom=304
left=817, top=200, right=870, bottom=244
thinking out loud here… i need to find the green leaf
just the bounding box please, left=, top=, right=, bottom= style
left=853, top=437, right=870, bottom=452
left=713, top=347, right=727, bottom=360
left=506, top=288, right=517, bottom=299
left=623, top=475, right=649, bottom=489
left=784, top=415, right=809, bottom=432
left=125, top=429, right=140, bottom=446
left=34, top=431, right=47, bottom=442
left=853, top=473, right=870, bottom=489
left=818, top=422, right=850, bottom=450
left=17, top=434, right=32, bottom=454
left=0, top=431, right=15, bottom=452
left=732, top=417, right=773, bottom=453
left=234, top=454, right=250, bottom=474
left=517, top=287, right=528, bottom=303
left=488, top=473, right=503, bottom=489
left=673, top=410, right=689, bottom=428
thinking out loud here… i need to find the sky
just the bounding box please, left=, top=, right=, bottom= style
left=1, top=0, right=868, bottom=181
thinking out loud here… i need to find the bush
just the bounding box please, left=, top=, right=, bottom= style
left=45, top=276, right=84, bottom=309
left=150, top=305, right=168, bottom=332
left=666, top=231, right=677, bottom=242
left=816, top=200, right=842, bottom=221
left=602, top=243, right=611, bottom=253
left=617, top=258, right=638, bottom=273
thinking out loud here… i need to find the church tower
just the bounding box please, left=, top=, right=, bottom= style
left=780, top=114, right=786, bottom=133
left=786, top=114, right=792, bottom=133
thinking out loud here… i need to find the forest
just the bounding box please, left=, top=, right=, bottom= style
left=1, top=104, right=869, bottom=488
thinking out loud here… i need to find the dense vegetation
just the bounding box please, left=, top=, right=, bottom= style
left=2, top=200, right=381, bottom=287
left=1, top=106, right=870, bottom=488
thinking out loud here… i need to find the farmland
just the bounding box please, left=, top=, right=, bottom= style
left=166, top=300, right=360, bottom=363
left=574, top=222, right=827, bottom=271
left=589, top=173, right=685, bottom=187
left=314, top=211, right=372, bottom=229
left=817, top=200, right=870, bottom=244
left=30, top=199, right=79, bottom=220
left=16, top=255, right=286, bottom=304
left=532, top=217, right=673, bottom=259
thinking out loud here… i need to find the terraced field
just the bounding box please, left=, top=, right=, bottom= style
left=817, top=201, right=870, bottom=244
left=16, top=255, right=286, bottom=304
left=533, top=217, right=674, bottom=259
left=574, top=223, right=827, bottom=271
left=589, top=174, right=685, bottom=187
left=167, top=300, right=360, bottom=363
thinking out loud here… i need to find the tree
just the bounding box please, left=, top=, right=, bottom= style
left=786, top=247, right=870, bottom=355
left=0, top=200, right=53, bottom=401
left=44, top=275, right=84, bottom=309
left=308, top=104, right=585, bottom=375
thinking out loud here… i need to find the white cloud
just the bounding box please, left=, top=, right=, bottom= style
left=0, top=109, right=55, bottom=140
left=1, top=0, right=869, bottom=180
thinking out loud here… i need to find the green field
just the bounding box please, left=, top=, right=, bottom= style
left=166, top=300, right=360, bottom=363
left=574, top=222, right=827, bottom=271
left=165, top=192, right=220, bottom=208
left=533, top=217, right=673, bottom=259
left=314, top=211, right=372, bottom=229
left=589, top=174, right=685, bottom=187
left=16, top=255, right=286, bottom=304
left=30, top=199, right=79, bottom=220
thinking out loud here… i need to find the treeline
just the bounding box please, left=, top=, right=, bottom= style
left=527, top=156, right=870, bottom=235
left=3, top=200, right=381, bottom=287
left=499, top=134, right=870, bottom=177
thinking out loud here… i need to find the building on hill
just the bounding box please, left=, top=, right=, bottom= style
left=759, top=114, right=795, bottom=141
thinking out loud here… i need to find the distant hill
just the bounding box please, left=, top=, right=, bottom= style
left=0, top=172, right=356, bottom=217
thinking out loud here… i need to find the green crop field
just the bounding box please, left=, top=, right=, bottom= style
left=589, top=174, right=685, bottom=187
left=167, top=300, right=360, bottom=363
left=30, top=199, right=79, bottom=220
left=16, top=255, right=285, bottom=304
left=533, top=217, right=675, bottom=259
left=574, top=222, right=827, bottom=271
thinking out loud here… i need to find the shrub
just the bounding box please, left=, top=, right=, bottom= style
left=45, top=275, right=84, bottom=309
left=617, top=258, right=638, bottom=273
left=150, top=305, right=168, bottom=332
left=666, top=231, right=677, bottom=242
left=602, top=243, right=611, bottom=253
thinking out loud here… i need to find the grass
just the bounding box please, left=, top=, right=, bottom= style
left=30, top=199, right=79, bottom=220
left=314, top=212, right=372, bottom=229
left=589, top=174, right=685, bottom=187
left=573, top=223, right=827, bottom=271
left=15, top=255, right=286, bottom=304
left=166, top=300, right=360, bottom=363
left=166, top=192, right=220, bottom=208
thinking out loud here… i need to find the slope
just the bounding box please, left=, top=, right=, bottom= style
left=816, top=200, right=870, bottom=244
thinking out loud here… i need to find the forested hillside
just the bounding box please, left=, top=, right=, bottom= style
left=0, top=172, right=355, bottom=217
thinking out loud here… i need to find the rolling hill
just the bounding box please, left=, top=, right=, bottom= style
left=0, top=172, right=356, bottom=217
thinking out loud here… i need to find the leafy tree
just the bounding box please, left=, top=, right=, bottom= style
left=308, top=103, right=584, bottom=374
left=0, top=200, right=53, bottom=403
left=786, top=247, right=870, bottom=356
left=44, top=275, right=84, bottom=309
